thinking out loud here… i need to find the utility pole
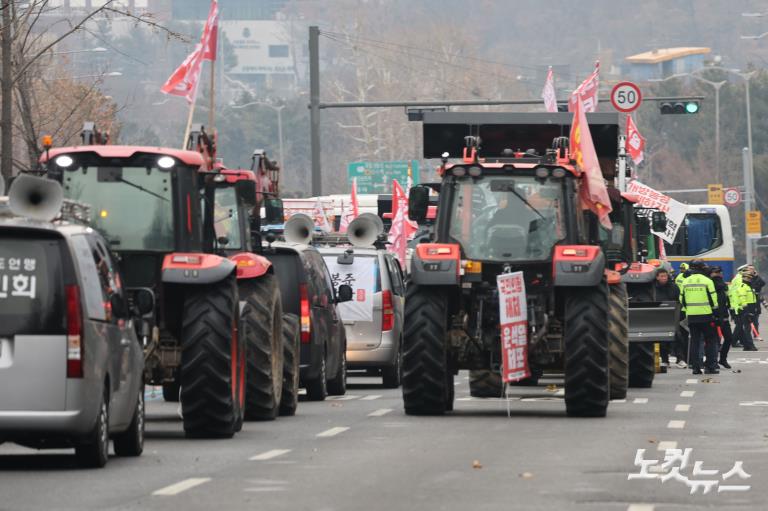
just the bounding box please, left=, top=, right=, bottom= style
left=309, top=25, right=321, bottom=196
left=1, top=0, right=13, bottom=182
left=743, top=147, right=755, bottom=265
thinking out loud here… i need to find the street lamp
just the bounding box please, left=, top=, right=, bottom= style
left=229, top=101, right=286, bottom=169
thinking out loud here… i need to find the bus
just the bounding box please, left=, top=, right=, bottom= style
left=662, top=204, right=735, bottom=280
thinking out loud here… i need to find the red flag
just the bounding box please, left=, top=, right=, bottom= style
left=541, top=67, right=558, bottom=113
left=160, top=44, right=204, bottom=103
left=569, top=61, right=600, bottom=113
left=338, top=178, right=359, bottom=233
left=200, top=0, right=219, bottom=61
left=626, top=115, right=646, bottom=165
left=570, top=96, right=613, bottom=229
left=388, top=180, right=418, bottom=266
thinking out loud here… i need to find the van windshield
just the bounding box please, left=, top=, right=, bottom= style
left=0, top=235, right=66, bottom=336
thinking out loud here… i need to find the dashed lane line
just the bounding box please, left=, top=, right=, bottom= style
left=680, top=390, right=696, bottom=398
left=633, top=398, right=648, bottom=404
left=316, top=426, right=350, bottom=438
left=249, top=449, right=291, bottom=461
left=667, top=420, right=686, bottom=429
left=627, top=504, right=654, bottom=511
left=685, top=378, right=699, bottom=384
left=368, top=408, right=393, bottom=417
left=152, top=478, right=211, bottom=496
left=657, top=441, right=678, bottom=451
left=675, top=404, right=691, bottom=412
left=360, top=395, right=382, bottom=400
left=326, top=395, right=359, bottom=401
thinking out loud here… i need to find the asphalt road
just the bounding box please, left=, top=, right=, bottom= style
left=1, top=350, right=767, bottom=511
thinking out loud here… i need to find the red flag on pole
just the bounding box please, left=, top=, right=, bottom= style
left=200, top=0, right=219, bottom=61
left=388, top=180, right=418, bottom=266
left=541, top=67, right=558, bottom=113
left=338, top=178, right=359, bottom=233
left=626, top=115, right=646, bottom=165
left=569, top=61, right=600, bottom=113
left=570, top=96, right=613, bottom=229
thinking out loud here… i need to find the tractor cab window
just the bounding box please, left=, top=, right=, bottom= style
left=211, top=186, right=243, bottom=250
left=63, top=165, right=174, bottom=251
left=663, top=213, right=722, bottom=256
left=448, top=175, right=565, bottom=261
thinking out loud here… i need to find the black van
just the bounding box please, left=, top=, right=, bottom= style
left=264, top=242, right=351, bottom=401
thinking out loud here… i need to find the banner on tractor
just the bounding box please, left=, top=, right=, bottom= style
left=626, top=180, right=686, bottom=244
left=497, top=271, right=530, bottom=383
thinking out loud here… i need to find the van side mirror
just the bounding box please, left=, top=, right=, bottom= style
left=235, top=179, right=256, bottom=205
left=110, top=294, right=128, bottom=318
left=265, top=198, right=284, bottom=225
left=651, top=211, right=667, bottom=232
left=408, top=186, right=430, bottom=223
left=128, top=288, right=155, bottom=316
left=336, top=284, right=353, bottom=303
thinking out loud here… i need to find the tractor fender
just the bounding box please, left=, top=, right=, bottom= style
left=409, top=243, right=460, bottom=286
left=229, top=252, right=272, bottom=280
left=161, top=253, right=235, bottom=285
left=552, top=245, right=605, bottom=287
left=620, top=262, right=657, bottom=285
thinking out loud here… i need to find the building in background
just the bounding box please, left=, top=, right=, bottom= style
left=624, top=47, right=711, bottom=82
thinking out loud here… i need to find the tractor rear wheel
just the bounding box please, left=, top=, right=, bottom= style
left=563, top=284, right=610, bottom=417
left=180, top=275, right=244, bottom=438
left=402, top=285, right=451, bottom=415
left=608, top=283, right=629, bottom=400
left=629, top=343, right=655, bottom=388
left=240, top=275, right=284, bottom=421
left=279, top=314, right=300, bottom=416
left=469, top=370, right=503, bottom=398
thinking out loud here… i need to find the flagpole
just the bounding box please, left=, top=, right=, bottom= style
left=182, top=85, right=199, bottom=149
left=208, top=51, right=216, bottom=138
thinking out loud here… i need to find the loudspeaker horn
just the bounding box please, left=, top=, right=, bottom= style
left=347, top=213, right=385, bottom=248
left=8, top=174, right=64, bottom=222
left=284, top=213, right=315, bottom=244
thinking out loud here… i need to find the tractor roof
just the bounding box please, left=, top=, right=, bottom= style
left=41, top=145, right=206, bottom=167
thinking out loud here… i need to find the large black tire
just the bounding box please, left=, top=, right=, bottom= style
left=381, top=342, right=402, bottom=389
left=279, top=314, right=300, bottom=416
left=305, top=352, right=328, bottom=401
left=469, top=370, right=503, bottom=398
left=563, top=285, right=610, bottom=418
left=180, top=275, right=244, bottom=438
left=241, top=274, right=284, bottom=421
left=162, top=379, right=180, bottom=402
left=327, top=338, right=347, bottom=396
left=402, top=285, right=451, bottom=415
left=75, top=388, right=109, bottom=468
left=608, top=284, right=629, bottom=400
left=629, top=343, right=655, bottom=388
left=114, top=385, right=145, bottom=457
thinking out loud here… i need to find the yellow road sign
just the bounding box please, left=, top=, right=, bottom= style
left=707, top=184, right=723, bottom=205
left=747, top=210, right=762, bottom=238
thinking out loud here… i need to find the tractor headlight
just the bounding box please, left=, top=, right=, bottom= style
left=551, top=167, right=567, bottom=179
left=468, top=165, right=483, bottom=177
left=535, top=166, right=550, bottom=179
left=55, top=155, right=74, bottom=168
left=451, top=166, right=467, bottom=177
left=157, top=156, right=176, bottom=169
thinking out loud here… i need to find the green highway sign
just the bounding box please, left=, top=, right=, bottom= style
left=346, top=160, right=419, bottom=194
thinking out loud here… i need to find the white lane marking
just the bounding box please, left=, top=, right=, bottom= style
left=554, top=389, right=565, bottom=396
left=657, top=441, right=678, bottom=451
left=627, top=504, right=655, bottom=511
left=667, top=420, right=686, bottom=429
left=685, top=378, right=699, bottom=384
left=326, top=395, right=359, bottom=401
left=361, top=395, right=381, bottom=400
left=680, top=390, right=696, bottom=398
left=675, top=404, right=691, bottom=412
left=250, top=449, right=291, bottom=461
left=244, top=487, right=287, bottom=493
left=633, top=397, right=648, bottom=404
left=610, top=399, right=627, bottom=403
left=368, top=408, right=393, bottom=417
left=316, top=426, right=350, bottom=437
left=153, top=478, right=211, bottom=496
left=740, top=401, right=768, bottom=406
left=454, top=381, right=461, bottom=386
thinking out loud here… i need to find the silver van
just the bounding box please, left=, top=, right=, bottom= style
left=0, top=211, right=148, bottom=467
left=319, top=247, right=405, bottom=388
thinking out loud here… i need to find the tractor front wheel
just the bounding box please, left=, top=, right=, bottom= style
left=608, top=283, right=629, bottom=400
left=629, top=343, right=655, bottom=388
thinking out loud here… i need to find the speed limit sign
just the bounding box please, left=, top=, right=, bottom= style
left=724, top=187, right=741, bottom=207
left=610, top=82, right=643, bottom=113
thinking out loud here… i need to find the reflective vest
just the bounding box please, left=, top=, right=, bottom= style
left=732, top=281, right=756, bottom=313
left=729, top=274, right=745, bottom=311
left=680, top=273, right=718, bottom=317
left=675, top=272, right=687, bottom=291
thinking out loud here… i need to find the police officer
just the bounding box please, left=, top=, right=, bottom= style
left=655, top=268, right=679, bottom=367
left=680, top=259, right=720, bottom=374
left=709, top=266, right=735, bottom=368
left=675, top=263, right=690, bottom=290
left=731, top=267, right=759, bottom=351
left=673, top=263, right=691, bottom=368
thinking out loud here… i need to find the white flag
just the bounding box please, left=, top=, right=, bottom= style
left=541, top=67, right=558, bottom=113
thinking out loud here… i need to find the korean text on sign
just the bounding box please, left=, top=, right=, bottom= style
left=0, top=257, right=38, bottom=300
left=497, top=271, right=530, bottom=383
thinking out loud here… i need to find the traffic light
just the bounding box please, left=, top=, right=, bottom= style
left=660, top=101, right=700, bottom=114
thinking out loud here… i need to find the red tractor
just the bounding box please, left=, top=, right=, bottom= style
left=42, top=124, right=292, bottom=437
left=404, top=112, right=631, bottom=417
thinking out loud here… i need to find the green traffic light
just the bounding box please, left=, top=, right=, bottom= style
left=685, top=102, right=699, bottom=114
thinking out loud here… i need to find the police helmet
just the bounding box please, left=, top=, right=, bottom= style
left=689, top=259, right=707, bottom=271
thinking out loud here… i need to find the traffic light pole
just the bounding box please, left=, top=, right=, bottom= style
left=743, top=147, right=754, bottom=266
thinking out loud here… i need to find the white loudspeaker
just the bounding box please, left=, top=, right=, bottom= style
left=347, top=213, right=384, bottom=248
left=8, top=174, right=64, bottom=222
left=284, top=213, right=315, bottom=245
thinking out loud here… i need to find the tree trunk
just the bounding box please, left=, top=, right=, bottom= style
left=1, top=0, right=13, bottom=181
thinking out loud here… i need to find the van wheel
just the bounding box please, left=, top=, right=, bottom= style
left=382, top=345, right=402, bottom=389
left=279, top=314, right=300, bottom=416
left=76, top=390, right=109, bottom=468
left=306, top=354, right=328, bottom=401
left=114, top=385, right=145, bottom=457
left=327, top=348, right=347, bottom=396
